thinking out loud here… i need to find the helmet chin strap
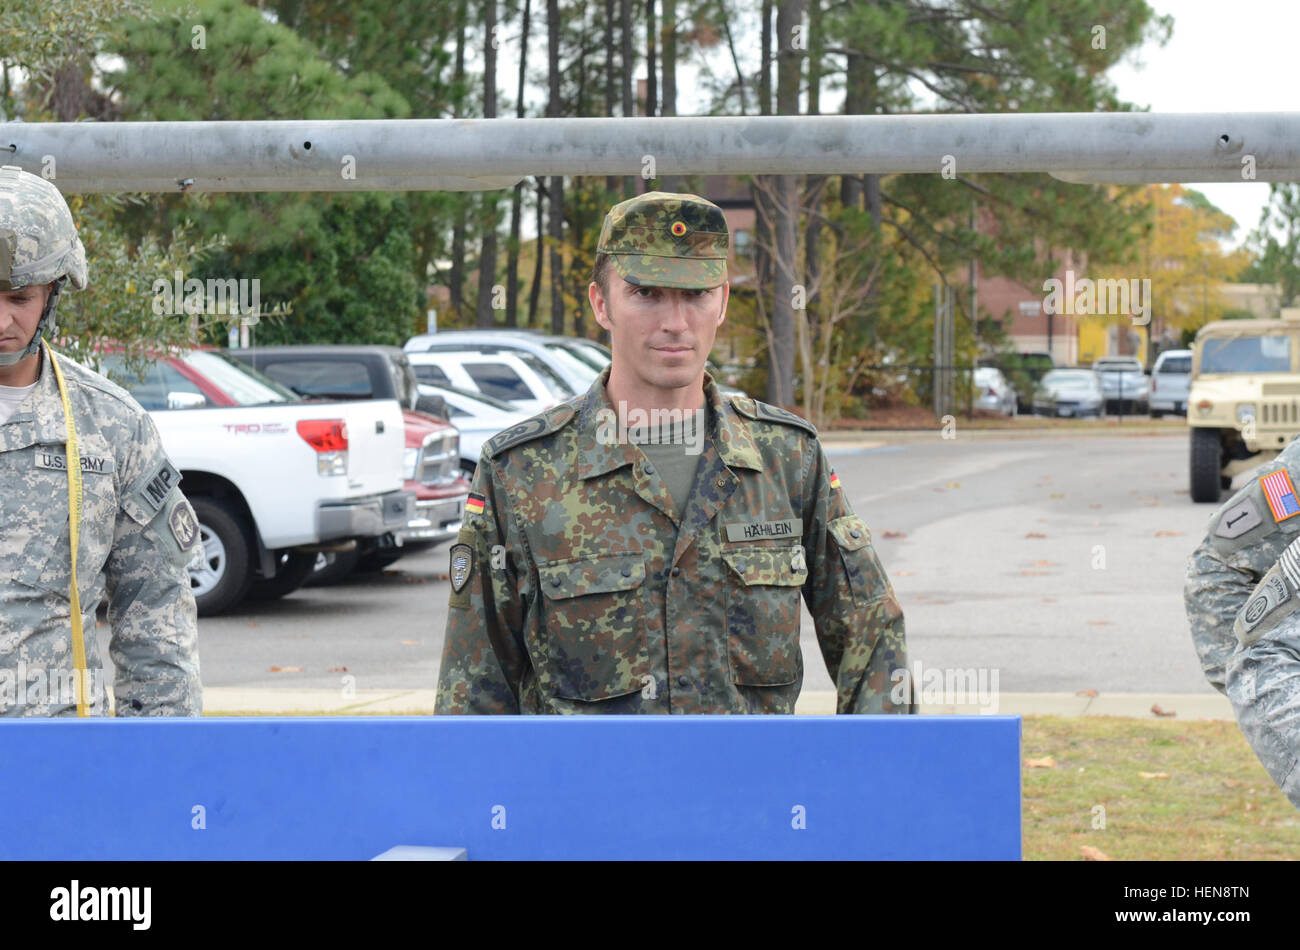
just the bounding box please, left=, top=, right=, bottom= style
left=0, top=277, right=65, bottom=368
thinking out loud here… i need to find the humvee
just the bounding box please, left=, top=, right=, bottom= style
left=1189, top=311, right=1300, bottom=503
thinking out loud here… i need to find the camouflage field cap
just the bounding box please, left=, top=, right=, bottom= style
left=0, top=165, right=87, bottom=292
left=597, top=191, right=728, bottom=290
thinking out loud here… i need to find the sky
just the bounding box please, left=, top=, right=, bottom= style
left=1106, top=0, right=1300, bottom=248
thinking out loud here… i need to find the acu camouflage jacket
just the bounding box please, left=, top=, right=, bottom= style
left=436, top=367, right=912, bottom=715
left=0, top=350, right=201, bottom=716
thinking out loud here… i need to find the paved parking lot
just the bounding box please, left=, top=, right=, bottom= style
left=158, top=426, right=1223, bottom=697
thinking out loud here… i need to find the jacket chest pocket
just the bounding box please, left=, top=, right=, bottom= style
left=4, top=442, right=118, bottom=600
left=537, top=552, right=650, bottom=702
left=722, top=545, right=808, bottom=686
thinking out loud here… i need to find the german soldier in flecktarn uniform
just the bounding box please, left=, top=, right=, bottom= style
left=436, top=191, right=912, bottom=715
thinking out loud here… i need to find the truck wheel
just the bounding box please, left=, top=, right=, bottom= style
left=187, top=497, right=254, bottom=615
left=246, top=551, right=317, bottom=602
left=1190, top=428, right=1223, bottom=503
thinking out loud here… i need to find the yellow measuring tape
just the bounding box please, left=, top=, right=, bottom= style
left=44, top=340, right=90, bottom=717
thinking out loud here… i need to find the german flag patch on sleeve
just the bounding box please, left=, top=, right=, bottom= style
left=829, top=470, right=841, bottom=490
left=465, top=491, right=486, bottom=516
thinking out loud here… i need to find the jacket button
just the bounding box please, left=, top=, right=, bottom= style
left=551, top=576, right=561, bottom=587
left=678, top=676, right=689, bottom=687
left=671, top=566, right=681, bottom=577
left=621, top=567, right=631, bottom=577
left=716, top=478, right=726, bottom=488
left=644, top=464, right=655, bottom=474
left=850, top=529, right=861, bottom=539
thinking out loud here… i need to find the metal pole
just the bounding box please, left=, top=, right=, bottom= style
left=6, top=113, right=1300, bottom=192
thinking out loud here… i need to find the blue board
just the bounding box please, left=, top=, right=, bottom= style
left=0, top=716, right=1021, bottom=859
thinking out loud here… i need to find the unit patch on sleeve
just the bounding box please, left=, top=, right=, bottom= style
left=465, top=492, right=486, bottom=516
left=1215, top=495, right=1264, bottom=539
left=449, top=543, right=474, bottom=593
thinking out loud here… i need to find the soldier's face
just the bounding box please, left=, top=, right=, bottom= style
left=590, top=278, right=728, bottom=392
left=0, top=282, right=50, bottom=354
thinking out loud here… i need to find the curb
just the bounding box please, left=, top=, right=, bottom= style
left=200, top=688, right=1234, bottom=720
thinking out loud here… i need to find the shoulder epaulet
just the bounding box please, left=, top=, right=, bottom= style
left=728, top=393, right=818, bottom=439
left=484, top=404, right=578, bottom=458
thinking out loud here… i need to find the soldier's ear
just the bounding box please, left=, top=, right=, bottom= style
left=590, top=281, right=614, bottom=332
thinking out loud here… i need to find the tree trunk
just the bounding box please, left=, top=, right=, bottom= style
left=505, top=0, right=533, bottom=328
left=547, top=0, right=565, bottom=334
left=645, top=0, right=657, bottom=123
left=449, top=0, right=469, bottom=322
left=759, top=0, right=772, bottom=117
left=476, top=0, right=500, bottom=328
left=528, top=178, right=546, bottom=328
left=604, top=0, right=619, bottom=197
left=620, top=0, right=637, bottom=196
left=662, top=0, right=676, bottom=116
left=766, top=0, right=804, bottom=408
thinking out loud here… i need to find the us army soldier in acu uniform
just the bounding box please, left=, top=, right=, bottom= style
left=437, top=191, right=912, bottom=715
left=1187, top=438, right=1300, bottom=808
left=0, top=165, right=201, bottom=717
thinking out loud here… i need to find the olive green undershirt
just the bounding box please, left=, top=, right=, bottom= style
left=626, top=406, right=708, bottom=522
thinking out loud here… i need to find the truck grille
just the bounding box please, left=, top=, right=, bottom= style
left=1261, top=401, right=1300, bottom=426
left=418, top=432, right=459, bottom=485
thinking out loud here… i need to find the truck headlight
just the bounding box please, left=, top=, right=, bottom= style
left=1237, top=404, right=1256, bottom=425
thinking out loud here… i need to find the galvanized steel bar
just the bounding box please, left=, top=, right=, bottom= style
left=3, top=112, right=1299, bottom=192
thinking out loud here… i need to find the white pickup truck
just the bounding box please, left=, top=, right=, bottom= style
left=99, top=350, right=413, bottom=615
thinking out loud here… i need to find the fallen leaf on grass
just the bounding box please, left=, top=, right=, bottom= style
left=1076, top=689, right=1098, bottom=697
left=1139, top=771, right=1170, bottom=779
left=1151, top=704, right=1177, bottom=718
left=400, top=640, right=419, bottom=646
left=1025, top=756, right=1057, bottom=768
left=1081, top=845, right=1112, bottom=861
left=327, top=666, right=348, bottom=673
left=1154, top=530, right=1181, bottom=537
left=269, top=666, right=303, bottom=673
left=1025, top=532, right=1047, bottom=539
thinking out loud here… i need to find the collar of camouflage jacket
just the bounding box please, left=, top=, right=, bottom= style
left=573, top=364, right=764, bottom=479
left=0, top=348, right=66, bottom=451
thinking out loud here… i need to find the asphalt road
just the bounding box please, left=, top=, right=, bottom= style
left=167, top=427, right=1223, bottom=695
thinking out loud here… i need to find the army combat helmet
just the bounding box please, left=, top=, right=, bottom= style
left=0, top=165, right=88, bottom=367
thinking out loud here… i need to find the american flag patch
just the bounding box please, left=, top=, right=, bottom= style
left=1260, top=469, right=1300, bottom=522
left=465, top=492, right=485, bottom=515
left=829, top=471, right=841, bottom=490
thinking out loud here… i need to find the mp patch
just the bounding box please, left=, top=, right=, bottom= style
left=139, top=460, right=182, bottom=514
left=168, top=499, right=199, bottom=550
left=1215, top=496, right=1264, bottom=539
left=449, top=543, right=474, bottom=593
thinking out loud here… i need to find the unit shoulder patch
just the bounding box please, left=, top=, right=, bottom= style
left=484, top=405, right=576, bottom=458
left=729, top=395, right=818, bottom=439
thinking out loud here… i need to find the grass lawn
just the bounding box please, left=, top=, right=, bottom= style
left=1024, top=715, right=1300, bottom=860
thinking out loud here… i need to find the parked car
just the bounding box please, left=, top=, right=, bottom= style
left=1149, top=348, right=1192, bottom=418
left=1032, top=369, right=1104, bottom=417
left=404, top=330, right=600, bottom=393
left=417, top=383, right=531, bottom=478
left=973, top=366, right=1017, bottom=416
left=95, top=348, right=411, bottom=614
left=225, top=345, right=470, bottom=574
left=1092, top=356, right=1150, bottom=415
left=407, top=349, right=575, bottom=415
